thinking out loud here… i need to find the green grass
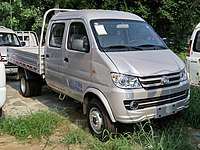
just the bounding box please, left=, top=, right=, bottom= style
left=0, top=86, right=199, bottom=149
left=0, top=110, right=61, bottom=139
left=183, top=86, right=200, bottom=128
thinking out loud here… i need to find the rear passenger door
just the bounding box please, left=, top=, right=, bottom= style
left=45, top=21, right=66, bottom=92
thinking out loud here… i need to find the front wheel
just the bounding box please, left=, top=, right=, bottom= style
left=87, top=98, right=116, bottom=139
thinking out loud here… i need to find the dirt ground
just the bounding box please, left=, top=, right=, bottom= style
left=1, top=76, right=200, bottom=150
left=0, top=75, right=85, bottom=150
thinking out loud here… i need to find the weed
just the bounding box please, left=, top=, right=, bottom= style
left=62, top=128, right=85, bottom=144
left=183, top=86, right=200, bottom=128
left=0, top=110, right=61, bottom=139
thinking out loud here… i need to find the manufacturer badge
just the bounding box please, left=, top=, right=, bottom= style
left=161, top=76, right=169, bottom=85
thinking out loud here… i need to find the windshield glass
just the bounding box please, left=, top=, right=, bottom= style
left=194, top=31, right=200, bottom=52
left=0, top=33, right=20, bottom=46
left=91, top=19, right=167, bottom=52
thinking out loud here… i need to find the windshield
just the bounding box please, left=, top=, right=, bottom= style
left=194, top=31, right=200, bottom=52
left=0, top=33, right=21, bottom=46
left=91, top=19, right=167, bottom=52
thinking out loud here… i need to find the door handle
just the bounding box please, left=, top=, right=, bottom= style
left=46, top=54, right=49, bottom=58
left=64, top=57, right=69, bottom=62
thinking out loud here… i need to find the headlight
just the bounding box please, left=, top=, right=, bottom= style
left=111, top=73, right=142, bottom=89
left=180, top=68, right=188, bottom=81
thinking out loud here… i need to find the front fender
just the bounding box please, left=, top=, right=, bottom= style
left=84, top=88, right=116, bottom=123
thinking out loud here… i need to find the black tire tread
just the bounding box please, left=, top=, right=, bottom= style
left=20, top=76, right=34, bottom=97
left=87, top=98, right=116, bottom=139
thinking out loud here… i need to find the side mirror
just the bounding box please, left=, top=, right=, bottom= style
left=21, top=41, right=26, bottom=47
left=71, top=37, right=89, bottom=52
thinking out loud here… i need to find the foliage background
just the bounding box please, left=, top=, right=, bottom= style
left=0, top=0, right=200, bottom=51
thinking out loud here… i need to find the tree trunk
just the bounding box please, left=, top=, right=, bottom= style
left=54, top=0, right=60, bottom=14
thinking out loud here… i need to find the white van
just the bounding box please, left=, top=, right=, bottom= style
left=186, top=23, right=200, bottom=85
left=0, top=53, right=6, bottom=116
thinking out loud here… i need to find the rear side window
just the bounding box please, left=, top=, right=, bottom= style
left=194, top=31, right=200, bottom=52
left=49, top=23, right=65, bottom=48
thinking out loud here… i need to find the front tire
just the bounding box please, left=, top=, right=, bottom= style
left=87, top=98, right=116, bottom=140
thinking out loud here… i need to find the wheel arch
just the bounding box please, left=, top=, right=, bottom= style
left=83, top=88, right=116, bottom=123
left=18, top=67, right=42, bottom=80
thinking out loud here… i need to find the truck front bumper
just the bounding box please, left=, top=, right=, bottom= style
left=107, top=81, right=190, bottom=123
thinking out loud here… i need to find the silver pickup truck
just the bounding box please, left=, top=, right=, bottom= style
left=16, top=31, right=39, bottom=47
left=8, top=9, right=190, bottom=138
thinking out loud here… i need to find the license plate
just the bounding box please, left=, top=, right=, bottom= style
left=156, top=103, right=177, bottom=118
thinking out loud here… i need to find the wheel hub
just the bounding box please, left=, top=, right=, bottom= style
left=89, top=107, right=103, bottom=134
left=21, top=78, right=26, bottom=93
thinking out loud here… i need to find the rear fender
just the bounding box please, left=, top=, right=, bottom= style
left=18, top=68, right=36, bottom=80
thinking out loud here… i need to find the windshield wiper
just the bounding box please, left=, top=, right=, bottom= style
left=0, top=43, right=20, bottom=47
left=106, top=45, right=128, bottom=49
left=103, top=45, right=143, bottom=52
left=137, top=44, right=167, bottom=50
left=128, top=46, right=143, bottom=51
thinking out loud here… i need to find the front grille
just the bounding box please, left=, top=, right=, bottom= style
left=124, top=90, right=188, bottom=110
left=139, top=72, right=181, bottom=90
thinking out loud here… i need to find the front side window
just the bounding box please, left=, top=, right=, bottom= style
left=67, top=22, right=89, bottom=52
left=49, top=23, right=65, bottom=48
left=194, top=31, right=200, bottom=52
left=0, top=33, right=20, bottom=46
left=90, top=19, right=167, bottom=52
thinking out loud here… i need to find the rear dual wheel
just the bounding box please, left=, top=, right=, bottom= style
left=20, top=75, right=34, bottom=97
left=20, top=75, right=41, bottom=97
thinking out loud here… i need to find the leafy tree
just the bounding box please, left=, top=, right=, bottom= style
left=0, top=0, right=199, bottom=52
left=0, top=1, right=12, bottom=27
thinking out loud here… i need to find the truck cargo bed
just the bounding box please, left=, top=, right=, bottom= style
left=7, top=47, right=45, bottom=74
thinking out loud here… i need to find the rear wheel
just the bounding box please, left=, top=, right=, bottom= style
left=87, top=98, right=116, bottom=140
left=20, top=75, right=34, bottom=97
left=33, top=79, right=42, bottom=96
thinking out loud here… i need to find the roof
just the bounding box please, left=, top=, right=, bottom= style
left=51, top=9, right=145, bottom=22
left=0, top=26, right=15, bottom=34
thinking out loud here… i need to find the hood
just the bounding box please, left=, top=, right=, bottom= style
left=106, top=50, right=184, bottom=76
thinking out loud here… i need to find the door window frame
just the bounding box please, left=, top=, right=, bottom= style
left=194, top=31, right=200, bottom=52
left=49, top=22, right=65, bottom=48
left=67, top=20, right=90, bottom=52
